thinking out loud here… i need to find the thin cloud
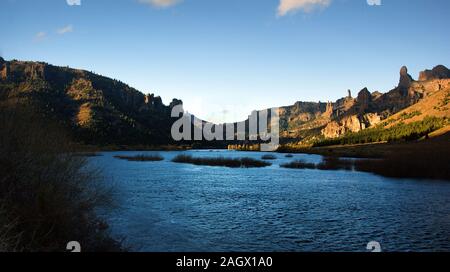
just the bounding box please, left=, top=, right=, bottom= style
left=278, top=0, right=332, bottom=16
left=34, top=32, right=47, bottom=42
left=367, top=0, right=381, bottom=6
left=57, top=25, right=73, bottom=35
left=138, top=0, right=182, bottom=8
left=66, top=0, right=81, bottom=6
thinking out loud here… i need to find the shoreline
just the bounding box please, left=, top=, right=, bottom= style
left=71, top=132, right=450, bottom=181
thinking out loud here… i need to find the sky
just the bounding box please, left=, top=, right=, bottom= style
left=1, top=0, right=449, bottom=123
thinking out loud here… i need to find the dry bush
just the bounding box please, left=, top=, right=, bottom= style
left=0, top=107, right=121, bottom=252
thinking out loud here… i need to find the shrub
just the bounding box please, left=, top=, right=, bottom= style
left=399, top=111, right=421, bottom=121
left=0, top=107, right=121, bottom=252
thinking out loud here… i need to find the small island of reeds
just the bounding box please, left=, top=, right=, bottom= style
left=281, top=157, right=354, bottom=171
left=261, top=154, right=277, bottom=160
left=114, top=154, right=164, bottom=162
left=172, top=154, right=271, bottom=168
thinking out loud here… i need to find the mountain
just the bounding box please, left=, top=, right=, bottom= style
left=0, top=57, right=182, bottom=146
left=1, top=57, right=449, bottom=148
left=265, top=65, right=449, bottom=143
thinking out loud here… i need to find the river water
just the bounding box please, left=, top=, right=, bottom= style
left=91, top=150, right=450, bottom=252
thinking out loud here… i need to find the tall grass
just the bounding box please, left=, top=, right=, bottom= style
left=316, top=157, right=354, bottom=171
left=172, top=154, right=271, bottom=168
left=354, top=155, right=450, bottom=180
left=114, top=154, right=164, bottom=162
left=280, top=157, right=353, bottom=171
left=261, top=154, right=277, bottom=160
left=280, top=160, right=316, bottom=169
left=0, top=107, right=121, bottom=252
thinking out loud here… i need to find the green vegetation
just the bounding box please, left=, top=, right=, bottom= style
left=172, top=155, right=271, bottom=168
left=0, top=107, right=121, bottom=252
left=313, top=116, right=447, bottom=147
left=261, top=154, right=277, bottom=160
left=114, top=154, right=164, bottom=162
left=0, top=60, right=176, bottom=147
left=280, top=160, right=316, bottom=169
left=399, top=111, right=421, bottom=121
left=443, top=93, right=450, bottom=106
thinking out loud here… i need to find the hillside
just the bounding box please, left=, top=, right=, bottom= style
left=1, top=57, right=449, bottom=149
left=265, top=65, right=449, bottom=145
left=382, top=78, right=450, bottom=128
left=0, top=57, right=182, bottom=146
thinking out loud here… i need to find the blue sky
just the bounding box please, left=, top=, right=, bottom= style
left=1, top=0, right=449, bottom=123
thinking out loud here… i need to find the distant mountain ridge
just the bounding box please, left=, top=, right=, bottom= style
left=1, top=57, right=449, bottom=147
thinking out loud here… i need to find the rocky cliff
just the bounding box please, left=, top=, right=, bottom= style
left=419, top=65, right=450, bottom=81
left=318, top=66, right=449, bottom=139
left=1, top=58, right=448, bottom=147
left=252, top=65, right=449, bottom=142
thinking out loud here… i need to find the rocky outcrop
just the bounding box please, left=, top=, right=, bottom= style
left=371, top=91, right=383, bottom=100
left=319, top=66, right=442, bottom=139
left=2, top=59, right=448, bottom=146
left=399, top=66, right=414, bottom=89
left=419, top=65, right=450, bottom=81
left=144, top=93, right=164, bottom=108
left=322, top=115, right=361, bottom=138
left=321, top=112, right=382, bottom=139
left=0, top=58, right=7, bottom=81
left=278, top=101, right=328, bottom=131
left=169, top=98, right=183, bottom=108
left=363, top=113, right=382, bottom=128
left=357, top=88, right=372, bottom=114
left=323, top=102, right=333, bottom=118
left=332, top=96, right=356, bottom=118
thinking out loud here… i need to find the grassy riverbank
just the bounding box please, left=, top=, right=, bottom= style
left=278, top=129, right=450, bottom=180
